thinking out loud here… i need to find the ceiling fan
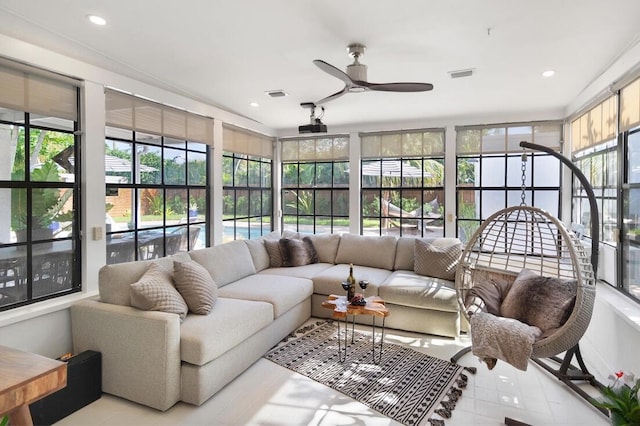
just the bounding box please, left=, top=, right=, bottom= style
left=313, top=43, right=434, bottom=104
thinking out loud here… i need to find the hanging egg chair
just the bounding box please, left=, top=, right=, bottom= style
left=456, top=205, right=596, bottom=359
left=452, top=141, right=606, bottom=418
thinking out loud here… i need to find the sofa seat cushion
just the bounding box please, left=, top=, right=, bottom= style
left=217, top=274, right=313, bottom=318
left=312, top=264, right=392, bottom=297
left=259, top=263, right=334, bottom=279
left=180, top=298, right=273, bottom=366
left=379, top=270, right=459, bottom=313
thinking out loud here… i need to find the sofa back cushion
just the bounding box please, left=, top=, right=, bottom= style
left=393, top=237, right=415, bottom=270
left=244, top=239, right=270, bottom=272
left=306, top=233, right=341, bottom=264
left=188, top=240, right=256, bottom=287
left=99, top=252, right=191, bottom=306
left=334, top=234, right=397, bottom=270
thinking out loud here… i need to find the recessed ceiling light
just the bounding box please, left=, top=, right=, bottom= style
left=250, top=102, right=260, bottom=108
left=87, top=15, right=107, bottom=26
left=542, top=70, right=555, bottom=78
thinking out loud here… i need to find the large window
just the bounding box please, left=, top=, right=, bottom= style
left=360, top=130, right=445, bottom=237
left=0, top=63, right=81, bottom=310
left=620, top=78, right=640, bottom=300
left=571, top=96, right=618, bottom=244
left=281, top=136, right=349, bottom=234
left=104, top=91, right=211, bottom=264
left=222, top=125, right=273, bottom=241
left=456, top=123, right=563, bottom=244
left=572, top=143, right=618, bottom=244
left=623, top=127, right=640, bottom=300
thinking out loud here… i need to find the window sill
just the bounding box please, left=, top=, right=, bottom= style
left=597, top=282, right=640, bottom=333
left=0, top=290, right=99, bottom=328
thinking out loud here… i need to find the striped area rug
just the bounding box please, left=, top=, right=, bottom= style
left=264, top=321, right=468, bottom=426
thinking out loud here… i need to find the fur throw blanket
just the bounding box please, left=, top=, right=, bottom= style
left=470, top=311, right=542, bottom=371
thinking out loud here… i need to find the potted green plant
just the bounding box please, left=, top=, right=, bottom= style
left=11, top=161, right=73, bottom=244
left=592, top=371, right=640, bottom=425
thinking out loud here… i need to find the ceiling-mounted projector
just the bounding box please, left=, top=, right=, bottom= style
left=298, top=102, right=327, bottom=133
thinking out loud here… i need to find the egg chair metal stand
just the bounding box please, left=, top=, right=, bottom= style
left=451, top=141, right=606, bottom=416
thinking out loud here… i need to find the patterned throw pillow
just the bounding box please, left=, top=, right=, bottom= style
left=130, top=262, right=188, bottom=321
left=264, top=239, right=285, bottom=267
left=500, top=269, right=577, bottom=334
left=414, top=238, right=461, bottom=281
left=279, top=237, right=319, bottom=267
left=173, top=260, right=218, bottom=315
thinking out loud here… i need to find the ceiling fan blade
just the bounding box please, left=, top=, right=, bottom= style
left=367, top=82, right=434, bottom=92
left=313, top=59, right=354, bottom=85
left=315, top=87, right=349, bottom=104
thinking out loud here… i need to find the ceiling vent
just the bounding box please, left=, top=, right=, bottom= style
left=449, top=69, right=474, bottom=79
left=265, top=90, right=288, bottom=98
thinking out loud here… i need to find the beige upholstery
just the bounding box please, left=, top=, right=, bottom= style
left=71, top=299, right=182, bottom=411
left=394, top=237, right=415, bottom=271
left=243, top=239, right=270, bottom=272
left=379, top=270, right=458, bottom=312
left=180, top=298, right=273, bottom=365
left=311, top=264, right=392, bottom=297
left=188, top=240, right=255, bottom=287
left=258, top=262, right=333, bottom=279
left=72, top=233, right=462, bottom=413
left=334, top=233, right=397, bottom=270
left=306, top=233, right=341, bottom=264
left=217, top=274, right=313, bottom=318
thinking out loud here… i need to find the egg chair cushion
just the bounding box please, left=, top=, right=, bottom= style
left=500, top=269, right=577, bottom=334
left=464, top=269, right=514, bottom=316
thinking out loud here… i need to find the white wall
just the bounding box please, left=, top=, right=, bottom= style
left=0, top=309, right=71, bottom=357
left=582, top=284, right=640, bottom=382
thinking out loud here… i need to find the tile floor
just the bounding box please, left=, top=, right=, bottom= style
left=58, top=320, right=610, bottom=425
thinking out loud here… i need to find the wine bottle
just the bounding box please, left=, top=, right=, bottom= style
left=347, top=263, right=356, bottom=302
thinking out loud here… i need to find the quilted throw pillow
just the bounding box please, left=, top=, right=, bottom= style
left=414, top=238, right=461, bottom=281
left=130, top=262, right=188, bottom=321
left=279, top=237, right=319, bottom=267
left=500, top=269, right=577, bottom=334
left=173, top=260, right=218, bottom=315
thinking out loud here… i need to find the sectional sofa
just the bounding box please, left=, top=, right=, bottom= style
left=71, top=232, right=462, bottom=411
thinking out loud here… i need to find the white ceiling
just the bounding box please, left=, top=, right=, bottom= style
left=0, top=0, right=639, bottom=132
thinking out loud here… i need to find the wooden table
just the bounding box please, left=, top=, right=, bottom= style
left=322, top=294, right=389, bottom=363
left=0, top=345, right=67, bottom=426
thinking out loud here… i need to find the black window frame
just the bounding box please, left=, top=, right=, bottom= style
left=281, top=160, right=350, bottom=234
left=222, top=151, right=273, bottom=241
left=105, top=128, right=209, bottom=263
left=0, top=102, right=82, bottom=311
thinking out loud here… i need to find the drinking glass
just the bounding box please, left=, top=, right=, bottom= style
left=341, top=281, right=351, bottom=299
left=359, top=280, right=369, bottom=299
